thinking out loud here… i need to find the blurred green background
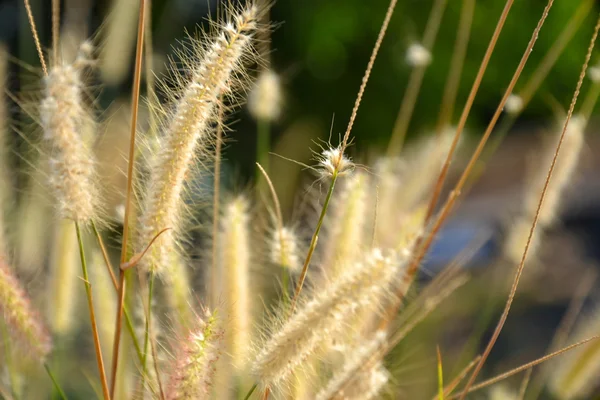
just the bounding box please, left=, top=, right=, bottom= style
left=3, top=0, right=598, bottom=177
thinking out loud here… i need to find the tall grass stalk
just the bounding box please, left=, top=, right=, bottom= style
left=75, top=222, right=110, bottom=400
left=289, top=0, right=398, bottom=314
left=383, top=0, right=555, bottom=330
left=459, top=9, right=600, bottom=397
left=386, top=0, right=448, bottom=155
left=111, top=1, right=147, bottom=395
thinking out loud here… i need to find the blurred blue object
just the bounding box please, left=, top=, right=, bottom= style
left=422, top=219, right=497, bottom=274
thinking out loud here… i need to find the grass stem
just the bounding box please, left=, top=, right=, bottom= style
left=44, top=363, right=67, bottom=400
left=111, top=0, right=146, bottom=396
left=139, top=272, right=156, bottom=395
left=75, top=222, right=110, bottom=400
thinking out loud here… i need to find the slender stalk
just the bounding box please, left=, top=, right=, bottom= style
left=289, top=170, right=337, bottom=313
left=256, top=162, right=289, bottom=297
left=111, top=1, right=146, bottom=396
left=435, top=0, right=474, bottom=135
left=526, top=270, right=598, bottom=400
left=91, top=221, right=117, bottom=288
left=261, top=2, right=398, bottom=398
left=519, top=0, right=594, bottom=108
left=430, top=356, right=481, bottom=400
left=474, top=0, right=593, bottom=179
left=458, top=12, right=600, bottom=398
left=243, top=384, right=258, bottom=400
left=424, top=0, right=515, bottom=223
left=211, top=107, right=224, bottom=307
left=292, top=0, right=398, bottom=314
left=44, top=363, right=67, bottom=400
left=52, top=0, right=59, bottom=65
left=386, top=0, right=448, bottom=155
left=382, top=0, right=554, bottom=331
left=91, top=221, right=144, bottom=365
left=75, top=222, right=110, bottom=400
left=22, top=0, right=47, bottom=76
left=449, top=336, right=600, bottom=398
left=139, top=272, right=156, bottom=395
left=341, top=0, right=397, bottom=150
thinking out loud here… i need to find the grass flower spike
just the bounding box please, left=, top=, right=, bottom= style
left=0, top=256, right=52, bottom=360
left=166, top=309, right=224, bottom=400
left=315, top=330, right=388, bottom=400
left=253, top=248, right=406, bottom=387
left=219, top=196, right=252, bottom=370
left=321, top=172, right=370, bottom=277
left=40, top=43, right=99, bottom=223
left=138, top=6, right=258, bottom=275
left=317, top=146, right=355, bottom=178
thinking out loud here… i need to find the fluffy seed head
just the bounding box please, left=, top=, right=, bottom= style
left=219, top=196, right=252, bottom=370
left=269, top=226, right=301, bottom=273
left=318, top=147, right=355, bottom=178
left=315, top=331, right=387, bottom=400
left=249, top=69, right=283, bottom=121
left=253, top=248, right=406, bottom=386
left=406, top=43, right=432, bottom=67
left=166, top=309, right=224, bottom=400
left=40, top=46, right=99, bottom=223
left=321, top=172, right=370, bottom=277
left=137, top=6, right=258, bottom=275
left=0, top=256, right=52, bottom=360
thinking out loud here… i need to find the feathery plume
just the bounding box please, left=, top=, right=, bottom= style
left=40, top=43, right=100, bottom=223
left=253, top=248, right=407, bottom=386
left=315, top=330, right=388, bottom=400
left=166, top=309, right=224, bottom=400
left=218, top=196, right=252, bottom=370
left=320, top=172, right=370, bottom=276
left=137, top=6, right=258, bottom=275
left=249, top=69, right=283, bottom=121
left=0, top=256, right=52, bottom=360
left=317, top=146, right=355, bottom=178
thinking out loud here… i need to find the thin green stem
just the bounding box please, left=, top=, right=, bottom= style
left=243, top=384, right=258, bottom=400
left=90, top=221, right=144, bottom=365
left=139, top=272, right=156, bottom=394
left=112, top=1, right=146, bottom=395
left=44, top=363, right=67, bottom=400
left=289, top=171, right=338, bottom=313
left=75, top=222, right=110, bottom=400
